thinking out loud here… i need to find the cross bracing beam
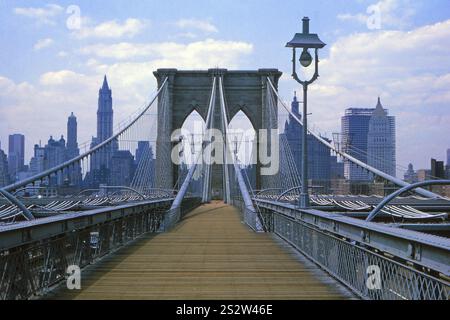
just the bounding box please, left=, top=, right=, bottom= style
left=266, top=77, right=441, bottom=199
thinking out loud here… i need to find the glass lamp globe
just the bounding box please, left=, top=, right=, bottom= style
left=299, top=49, right=313, bottom=67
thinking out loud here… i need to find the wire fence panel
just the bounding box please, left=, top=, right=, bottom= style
left=271, top=212, right=449, bottom=300
left=163, top=197, right=202, bottom=231
left=0, top=209, right=165, bottom=300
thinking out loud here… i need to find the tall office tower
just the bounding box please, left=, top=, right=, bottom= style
left=284, top=93, right=302, bottom=176
left=66, top=112, right=82, bottom=186
left=8, top=134, right=25, bottom=182
left=44, top=136, right=67, bottom=185
left=341, top=98, right=396, bottom=181
left=431, top=158, right=445, bottom=179
left=97, top=76, right=113, bottom=142
left=29, top=144, right=45, bottom=176
left=89, top=75, right=118, bottom=186
left=330, top=155, right=345, bottom=179
left=341, top=108, right=374, bottom=181
left=110, top=151, right=136, bottom=187
left=446, top=149, right=450, bottom=178
left=284, top=93, right=336, bottom=190
left=136, top=141, right=150, bottom=165
left=135, top=141, right=155, bottom=188
left=0, top=143, right=9, bottom=187
left=67, top=112, right=79, bottom=157
left=367, top=98, right=396, bottom=177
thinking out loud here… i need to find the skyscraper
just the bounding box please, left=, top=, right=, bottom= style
left=136, top=141, right=150, bottom=165
left=284, top=93, right=302, bottom=177
left=0, top=142, right=9, bottom=187
left=341, top=108, right=373, bottom=181
left=446, top=149, right=450, bottom=178
left=97, top=76, right=113, bottom=142
left=89, top=75, right=118, bottom=186
left=341, top=98, right=396, bottom=181
left=431, top=158, right=445, bottom=179
left=367, top=98, right=396, bottom=177
left=135, top=141, right=155, bottom=188
left=67, top=112, right=82, bottom=186
left=110, top=151, right=136, bottom=187
left=8, top=134, right=25, bottom=182
left=44, top=136, right=67, bottom=185
left=284, top=93, right=339, bottom=191
left=67, top=112, right=79, bottom=157
left=447, top=148, right=450, bottom=167
left=29, top=144, right=45, bottom=176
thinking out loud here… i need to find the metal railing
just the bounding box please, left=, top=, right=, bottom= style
left=163, top=197, right=202, bottom=231
left=231, top=198, right=262, bottom=232
left=269, top=211, right=449, bottom=300
left=0, top=203, right=168, bottom=300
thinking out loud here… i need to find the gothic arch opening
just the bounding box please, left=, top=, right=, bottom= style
left=228, top=111, right=256, bottom=165
left=228, top=111, right=257, bottom=190
left=179, top=110, right=206, bottom=166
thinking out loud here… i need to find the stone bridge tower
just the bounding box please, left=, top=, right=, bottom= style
left=154, top=68, right=282, bottom=199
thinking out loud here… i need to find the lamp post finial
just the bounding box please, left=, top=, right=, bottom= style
left=302, top=17, right=310, bottom=34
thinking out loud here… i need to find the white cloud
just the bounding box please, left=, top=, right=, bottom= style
left=39, top=70, right=88, bottom=86
left=337, top=0, right=417, bottom=29
left=13, top=4, right=63, bottom=25
left=0, top=72, right=98, bottom=161
left=175, top=19, right=218, bottom=33
left=78, top=39, right=253, bottom=68
left=73, top=18, right=148, bottom=39
left=337, top=13, right=368, bottom=24
left=294, top=19, right=450, bottom=171
left=0, top=33, right=253, bottom=162
left=33, top=38, right=54, bottom=51
left=79, top=42, right=155, bottom=59
left=57, top=51, right=68, bottom=57
left=173, top=32, right=199, bottom=40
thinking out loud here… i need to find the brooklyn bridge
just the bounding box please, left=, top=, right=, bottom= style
left=0, top=68, right=449, bottom=300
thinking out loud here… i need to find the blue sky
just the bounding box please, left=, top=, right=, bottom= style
left=0, top=0, right=449, bottom=174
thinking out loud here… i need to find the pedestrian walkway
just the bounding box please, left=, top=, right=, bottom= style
left=53, top=201, right=349, bottom=299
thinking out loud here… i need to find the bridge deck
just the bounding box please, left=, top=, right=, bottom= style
left=52, top=202, right=349, bottom=299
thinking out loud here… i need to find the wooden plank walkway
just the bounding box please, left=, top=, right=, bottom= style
left=52, top=201, right=351, bottom=300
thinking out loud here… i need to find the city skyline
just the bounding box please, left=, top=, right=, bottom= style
left=1, top=73, right=448, bottom=179
left=0, top=75, right=159, bottom=189
left=1, top=0, right=450, bottom=170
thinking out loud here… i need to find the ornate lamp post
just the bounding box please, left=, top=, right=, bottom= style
left=286, top=17, right=326, bottom=208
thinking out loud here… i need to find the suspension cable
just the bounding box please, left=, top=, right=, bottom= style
left=266, top=77, right=440, bottom=199
left=3, top=77, right=169, bottom=193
